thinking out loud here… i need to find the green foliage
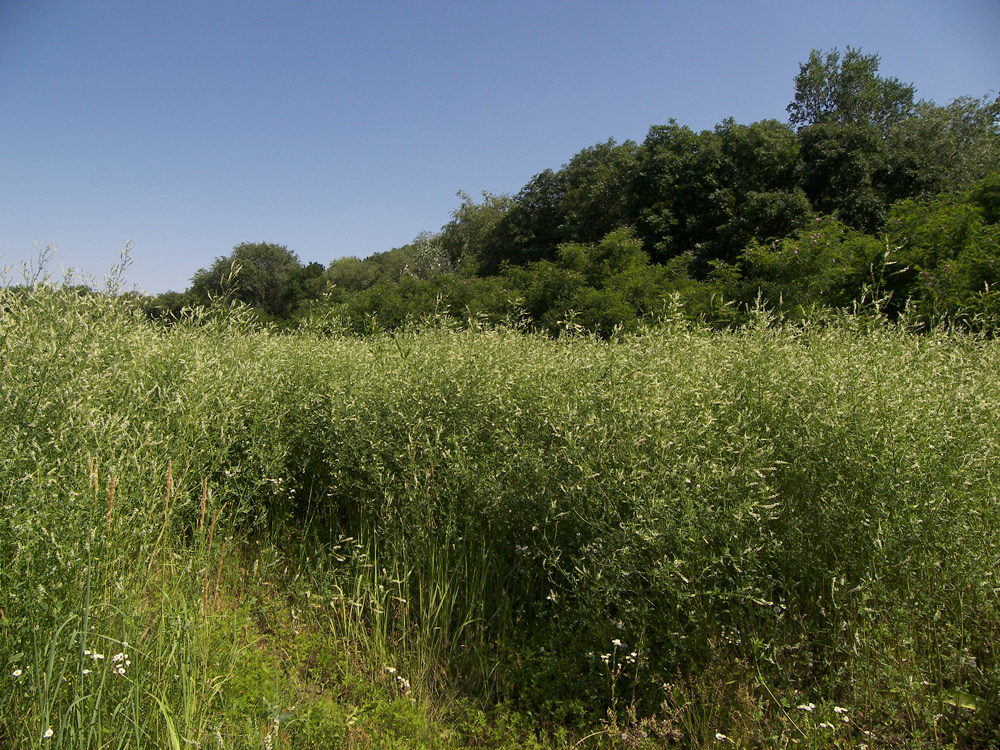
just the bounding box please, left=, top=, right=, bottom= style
left=787, top=46, right=916, bottom=134
left=886, top=94, right=1000, bottom=198
left=738, top=215, right=887, bottom=315
left=438, top=191, right=514, bottom=274
left=477, top=139, right=640, bottom=273
left=188, top=241, right=306, bottom=318
left=888, top=176, right=1000, bottom=327
left=4, top=281, right=1000, bottom=747
left=797, top=122, right=889, bottom=232
left=634, top=119, right=811, bottom=269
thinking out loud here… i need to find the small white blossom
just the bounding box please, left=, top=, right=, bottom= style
left=833, top=705, right=847, bottom=714
left=43, top=728, right=54, bottom=739
left=715, top=732, right=729, bottom=741
left=385, top=667, right=396, bottom=674
left=819, top=721, right=835, bottom=729
left=12, top=669, right=22, bottom=677
left=611, top=638, right=625, bottom=648
left=796, top=702, right=815, bottom=711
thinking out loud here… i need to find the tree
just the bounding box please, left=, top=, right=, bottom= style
left=787, top=47, right=916, bottom=134
left=477, top=139, right=640, bottom=273
left=739, top=216, right=885, bottom=315
left=437, top=191, right=514, bottom=274
left=633, top=119, right=811, bottom=270
left=887, top=176, right=1000, bottom=324
left=189, top=242, right=303, bottom=318
left=632, top=120, right=723, bottom=264
left=886, top=94, right=1000, bottom=198
left=797, top=122, right=888, bottom=232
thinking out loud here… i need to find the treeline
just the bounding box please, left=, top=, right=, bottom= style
left=147, top=47, right=1000, bottom=335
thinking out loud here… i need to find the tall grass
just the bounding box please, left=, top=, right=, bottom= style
left=2, top=281, right=998, bottom=747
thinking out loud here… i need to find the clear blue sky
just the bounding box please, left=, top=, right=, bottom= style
left=2, top=0, right=998, bottom=294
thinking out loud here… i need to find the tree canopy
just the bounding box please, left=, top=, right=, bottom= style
left=787, top=46, right=916, bottom=133
left=189, top=242, right=309, bottom=319
left=148, top=47, right=1000, bottom=337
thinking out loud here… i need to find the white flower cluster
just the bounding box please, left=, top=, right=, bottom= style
left=111, top=652, right=131, bottom=676
left=385, top=666, right=411, bottom=694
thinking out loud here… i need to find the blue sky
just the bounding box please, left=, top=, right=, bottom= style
left=2, top=0, right=998, bottom=294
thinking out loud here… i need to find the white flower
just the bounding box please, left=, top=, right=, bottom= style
left=12, top=669, right=21, bottom=677
left=819, top=721, right=835, bottom=729
left=82, top=669, right=92, bottom=675
left=833, top=705, right=847, bottom=714
left=715, top=732, right=729, bottom=740
left=43, top=728, right=54, bottom=739
left=796, top=702, right=816, bottom=711
left=611, top=638, right=625, bottom=648
left=385, top=667, right=396, bottom=675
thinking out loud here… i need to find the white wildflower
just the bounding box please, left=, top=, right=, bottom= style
left=796, top=702, right=815, bottom=711
left=43, top=728, right=54, bottom=739
left=833, top=705, right=847, bottom=714
left=12, top=669, right=22, bottom=677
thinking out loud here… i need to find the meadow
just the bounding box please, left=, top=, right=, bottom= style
left=2, top=281, right=998, bottom=748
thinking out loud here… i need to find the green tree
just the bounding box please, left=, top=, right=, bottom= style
left=886, top=94, right=1000, bottom=198
left=887, top=176, right=1000, bottom=325
left=325, top=245, right=416, bottom=292
left=739, top=215, right=886, bottom=315
left=787, top=46, right=916, bottom=134
left=189, top=242, right=303, bottom=318
left=437, top=191, right=514, bottom=274
left=482, top=139, right=640, bottom=272
left=143, top=289, right=194, bottom=321
left=284, top=261, right=328, bottom=313
left=502, top=227, right=675, bottom=336
left=634, top=119, right=811, bottom=270
left=797, top=122, right=888, bottom=232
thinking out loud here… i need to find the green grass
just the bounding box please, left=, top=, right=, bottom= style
left=2, top=281, right=998, bottom=747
